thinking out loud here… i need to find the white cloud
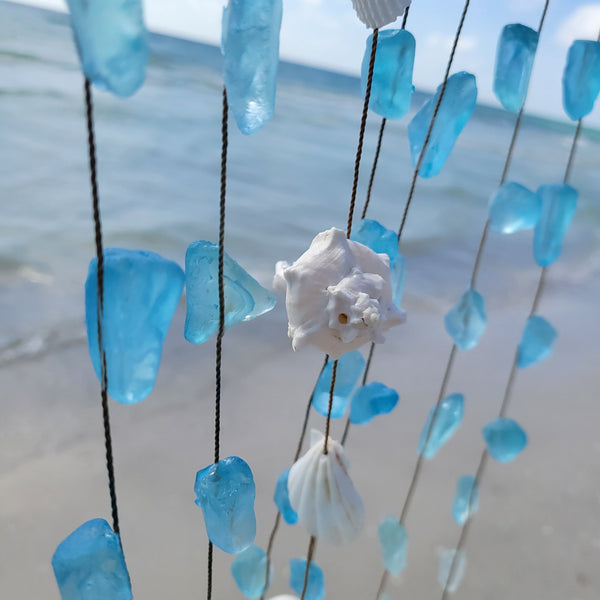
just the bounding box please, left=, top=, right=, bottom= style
left=508, top=0, right=546, bottom=14
left=425, top=33, right=478, bottom=53
left=557, top=4, right=600, bottom=47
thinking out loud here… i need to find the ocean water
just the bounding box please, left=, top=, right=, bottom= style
left=1, top=0, right=599, bottom=363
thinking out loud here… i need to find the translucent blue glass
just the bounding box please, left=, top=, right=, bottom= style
left=289, top=558, right=325, bottom=600
left=489, top=182, right=541, bottom=234
left=231, top=545, right=271, bottom=599
left=452, top=475, right=479, bottom=525
left=362, top=29, right=415, bottom=119
left=483, top=418, right=527, bottom=463
left=66, top=0, right=148, bottom=97
left=533, top=184, right=578, bottom=267
left=418, top=393, right=464, bottom=459
left=562, top=40, right=600, bottom=120
left=222, top=0, right=283, bottom=134
left=350, top=382, right=399, bottom=425
left=378, top=516, right=408, bottom=575
left=444, top=289, right=487, bottom=350
left=273, top=468, right=298, bottom=525
left=85, top=249, right=184, bottom=404
left=493, top=24, right=538, bottom=112
left=408, top=71, right=477, bottom=178
left=52, top=519, right=131, bottom=600
left=517, top=315, right=557, bottom=368
left=194, top=456, right=256, bottom=554
left=185, top=241, right=276, bottom=344
left=312, top=351, right=365, bottom=418
left=438, top=549, right=466, bottom=593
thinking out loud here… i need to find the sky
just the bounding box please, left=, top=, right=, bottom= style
left=11, top=0, right=600, bottom=125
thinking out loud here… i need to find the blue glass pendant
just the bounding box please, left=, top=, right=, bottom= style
left=444, top=289, right=487, bottom=350
left=289, top=558, right=325, bottom=600
left=562, top=40, right=600, bottom=120
left=517, top=315, right=557, bottom=368
left=489, top=182, right=541, bottom=234
left=232, top=545, right=271, bottom=599
left=418, top=393, right=464, bottom=459
left=350, top=382, right=399, bottom=425
left=378, top=516, right=408, bottom=575
left=483, top=418, right=528, bottom=463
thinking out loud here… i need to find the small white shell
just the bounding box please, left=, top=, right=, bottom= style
left=274, top=228, right=405, bottom=359
left=288, top=430, right=365, bottom=545
left=351, top=0, right=411, bottom=29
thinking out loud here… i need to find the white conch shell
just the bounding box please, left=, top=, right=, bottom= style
left=351, top=0, right=411, bottom=29
left=274, top=227, right=405, bottom=359
left=288, top=429, right=365, bottom=545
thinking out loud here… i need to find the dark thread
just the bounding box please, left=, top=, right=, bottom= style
left=341, top=342, right=374, bottom=446
left=300, top=537, right=317, bottom=600
left=347, top=28, right=378, bottom=238
left=361, top=118, right=387, bottom=220
left=323, top=360, right=338, bottom=454
left=208, top=85, right=229, bottom=600
left=401, top=5, right=410, bottom=29
left=84, top=78, right=120, bottom=537
left=260, top=356, right=329, bottom=600
left=563, top=120, right=582, bottom=184
left=397, top=0, right=471, bottom=240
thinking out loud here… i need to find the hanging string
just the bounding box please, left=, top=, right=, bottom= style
left=323, top=360, right=338, bottom=454
left=84, top=78, right=121, bottom=537
left=260, top=356, right=329, bottom=600
left=440, top=76, right=580, bottom=600
left=207, top=85, right=229, bottom=600
left=347, top=28, right=379, bottom=239
left=300, top=536, right=317, bottom=600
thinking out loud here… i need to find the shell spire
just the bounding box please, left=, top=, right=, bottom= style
left=351, top=0, right=412, bottom=29
left=287, top=430, right=365, bottom=545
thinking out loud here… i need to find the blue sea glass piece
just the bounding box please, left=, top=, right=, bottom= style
left=231, top=545, right=271, bottom=599
left=452, top=475, right=479, bottom=525
left=483, top=418, right=527, bottom=463
left=533, top=184, right=578, bottom=267
left=444, top=289, right=487, bottom=350
left=312, top=351, right=365, bottom=418
left=489, top=182, right=541, bottom=234
left=85, top=249, right=184, bottom=405
left=351, top=219, right=406, bottom=306
left=289, top=558, right=325, bottom=600
left=350, top=382, right=399, bottom=425
left=185, top=241, right=276, bottom=345
left=517, top=315, right=557, bottom=368
left=52, top=518, right=131, bottom=600
left=65, top=0, right=148, bottom=97
left=418, top=393, right=464, bottom=459
left=362, top=29, right=415, bottom=120
left=493, top=24, right=538, bottom=112
left=274, top=468, right=298, bottom=525
left=438, top=549, right=467, bottom=594
left=222, top=0, right=283, bottom=135
left=378, top=516, right=408, bottom=575
left=194, top=456, right=256, bottom=554
left=562, top=40, right=600, bottom=120
left=408, top=72, right=477, bottom=178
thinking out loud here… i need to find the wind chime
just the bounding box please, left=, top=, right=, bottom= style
left=48, top=0, right=600, bottom=599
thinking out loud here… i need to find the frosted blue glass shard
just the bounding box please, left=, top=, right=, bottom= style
left=185, top=241, right=276, bottom=345
left=483, top=418, right=528, bottom=463
left=418, top=393, right=464, bottom=459
left=408, top=72, right=477, bottom=178
left=274, top=468, right=298, bottom=525
left=533, top=184, right=578, bottom=267
left=194, top=456, right=256, bottom=554
left=362, top=29, right=415, bottom=120
left=65, top=0, right=148, bottom=97
left=231, top=545, right=271, bottom=599
left=222, top=0, right=283, bottom=135
left=493, top=24, right=539, bottom=112
left=562, top=40, right=600, bottom=120
left=438, top=549, right=467, bottom=594
left=351, top=219, right=406, bottom=307
left=452, top=475, right=479, bottom=525
left=350, top=382, right=399, bottom=425
left=517, top=315, right=557, bottom=368
left=444, top=289, right=487, bottom=350
left=289, top=558, right=325, bottom=600
left=351, top=219, right=399, bottom=265
left=52, top=518, right=131, bottom=600
left=312, top=351, right=365, bottom=418
left=377, top=516, right=408, bottom=575
left=85, top=249, right=184, bottom=405
left=489, top=182, right=541, bottom=234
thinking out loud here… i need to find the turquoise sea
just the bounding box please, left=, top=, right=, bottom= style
left=2, top=2, right=600, bottom=600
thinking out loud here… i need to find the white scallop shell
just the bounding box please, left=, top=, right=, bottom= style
left=288, top=430, right=365, bottom=545
left=274, top=227, right=406, bottom=359
left=268, top=597, right=300, bottom=600
left=351, top=0, right=411, bottom=29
